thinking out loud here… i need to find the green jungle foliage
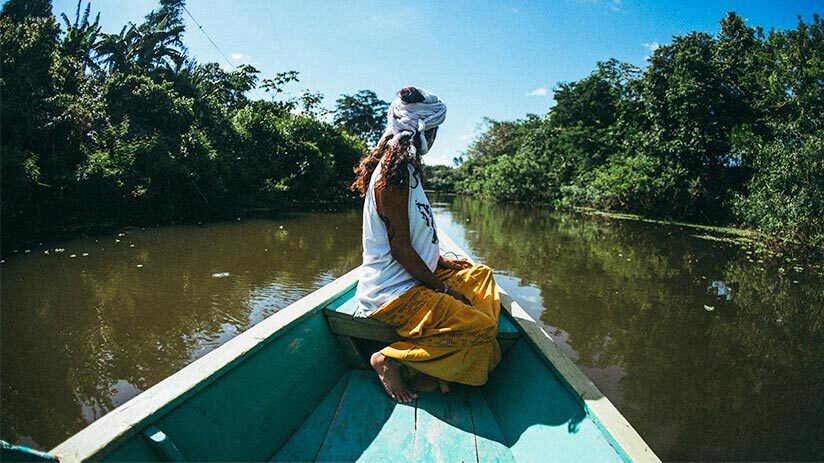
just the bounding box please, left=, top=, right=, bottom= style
left=448, top=12, right=823, bottom=252
left=0, top=0, right=383, bottom=247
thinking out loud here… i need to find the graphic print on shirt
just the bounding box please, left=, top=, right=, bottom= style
left=415, top=199, right=439, bottom=244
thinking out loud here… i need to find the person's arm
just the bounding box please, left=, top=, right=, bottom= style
left=375, top=177, right=470, bottom=305
left=438, top=255, right=472, bottom=270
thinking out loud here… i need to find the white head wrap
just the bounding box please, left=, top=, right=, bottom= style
left=383, top=87, right=447, bottom=155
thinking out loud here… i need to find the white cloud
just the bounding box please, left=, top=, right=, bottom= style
left=230, top=52, right=251, bottom=62
left=576, top=0, right=625, bottom=13
left=527, top=87, right=548, bottom=97
left=459, top=129, right=477, bottom=142
left=641, top=42, right=660, bottom=52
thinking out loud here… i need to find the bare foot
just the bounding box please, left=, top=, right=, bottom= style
left=370, top=352, right=418, bottom=403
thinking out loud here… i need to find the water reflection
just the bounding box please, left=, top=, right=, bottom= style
left=0, top=212, right=362, bottom=450
left=708, top=280, right=734, bottom=301
left=432, top=194, right=824, bottom=462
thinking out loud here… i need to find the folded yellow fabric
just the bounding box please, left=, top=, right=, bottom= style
left=369, top=264, right=502, bottom=388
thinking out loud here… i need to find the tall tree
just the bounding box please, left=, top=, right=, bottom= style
left=333, top=90, right=389, bottom=148
left=58, top=0, right=100, bottom=72
left=95, top=0, right=185, bottom=74
left=0, top=0, right=61, bottom=229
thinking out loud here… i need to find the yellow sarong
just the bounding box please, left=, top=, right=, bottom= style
left=368, top=264, right=502, bottom=389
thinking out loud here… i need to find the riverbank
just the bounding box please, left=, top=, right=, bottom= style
left=429, top=190, right=822, bottom=267
left=572, top=207, right=823, bottom=269
left=0, top=199, right=361, bottom=260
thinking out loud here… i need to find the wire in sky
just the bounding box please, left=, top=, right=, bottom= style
left=182, top=5, right=235, bottom=70
left=182, top=5, right=264, bottom=100
left=261, top=0, right=290, bottom=70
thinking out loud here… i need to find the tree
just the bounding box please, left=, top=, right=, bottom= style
left=1, top=0, right=62, bottom=232
left=449, top=11, right=823, bottom=251
left=58, top=1, right=101, bottom=72
left=332, top=90, right=389, bottom=148
left=1, top=0, right=368, bottom=248
left=95, top=0, right=185, bottom=74
left=733, top=126, right=824, bottom=250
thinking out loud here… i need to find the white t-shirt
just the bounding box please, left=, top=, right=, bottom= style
left=354, top=159, right=440, bottom=317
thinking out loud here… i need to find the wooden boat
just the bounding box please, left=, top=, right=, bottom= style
left=3, top=232, right=659, bottom=462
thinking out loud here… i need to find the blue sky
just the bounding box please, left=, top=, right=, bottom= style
left=49, top=0, right=820, bottom=166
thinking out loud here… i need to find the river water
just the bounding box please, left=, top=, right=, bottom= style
left=1, top=196, right=822, bottom=461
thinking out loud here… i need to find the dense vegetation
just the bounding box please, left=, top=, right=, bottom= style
left=2, top=2, right=820, bottom=255
left=0, top=0, right=388, bottom=249
left=445, top=13, right=823, bottom=253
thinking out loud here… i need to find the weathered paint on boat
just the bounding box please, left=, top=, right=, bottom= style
left=10, top=231, right=658, bottom=462
left=0, top=441, right=58, bottom=462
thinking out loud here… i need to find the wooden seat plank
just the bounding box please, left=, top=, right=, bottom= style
left=324, top=291, right=520, bottom=343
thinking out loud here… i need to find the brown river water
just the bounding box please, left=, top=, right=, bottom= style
left=1, top=195, right=822, bottom=461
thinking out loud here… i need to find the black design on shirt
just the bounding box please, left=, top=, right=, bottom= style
left=415, top=199, right=439, bottom=244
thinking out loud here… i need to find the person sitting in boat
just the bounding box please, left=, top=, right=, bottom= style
left=351, top=86, right=502, bottom=403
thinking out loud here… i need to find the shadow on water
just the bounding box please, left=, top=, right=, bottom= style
left=431, top=194, right=824, bottom=462
left=0, top=212, right=363, bottom=450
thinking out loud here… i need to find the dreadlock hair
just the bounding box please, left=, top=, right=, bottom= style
left=350, top=86, right=433, bottom=197
left=350, top=130, right=432, bottom=196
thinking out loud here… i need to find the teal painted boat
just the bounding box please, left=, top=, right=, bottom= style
left=3, top=232, right=659, bottom=462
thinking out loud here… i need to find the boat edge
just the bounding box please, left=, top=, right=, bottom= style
left=50, top=267, right=360, bottom=462
left=436, top=231, right=661, bottom=463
